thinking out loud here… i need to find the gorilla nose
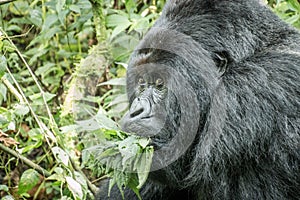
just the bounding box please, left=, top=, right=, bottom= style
left=129, top=98, right=151, bottom=119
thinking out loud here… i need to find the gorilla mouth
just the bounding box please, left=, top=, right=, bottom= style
left=141, top=115, right=153, bottom=120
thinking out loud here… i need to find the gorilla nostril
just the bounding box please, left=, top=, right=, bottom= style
left=130, top=108, right=144, bottom=118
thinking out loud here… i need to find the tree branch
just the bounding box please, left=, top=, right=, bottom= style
left=0, top=0, right=16, bottom=5
left=0, top=143, right=51, bottom=177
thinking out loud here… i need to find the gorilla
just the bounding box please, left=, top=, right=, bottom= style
left=98, top=0, right=300, bottom=199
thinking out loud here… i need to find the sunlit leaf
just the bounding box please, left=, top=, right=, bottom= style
left=52, top=146, right=69, bottom=166
left=18, top=169, right=40, bottom=195
left=66, top=176, right=83, bottom=199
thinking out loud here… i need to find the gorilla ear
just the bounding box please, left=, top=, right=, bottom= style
left=213, top=51, right=230, bottom=76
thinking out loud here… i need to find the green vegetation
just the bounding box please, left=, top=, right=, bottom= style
left=0, top=0, right=299, bottom=199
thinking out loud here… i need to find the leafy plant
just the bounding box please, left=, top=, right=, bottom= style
left=83, top=129, right=153, bottom=199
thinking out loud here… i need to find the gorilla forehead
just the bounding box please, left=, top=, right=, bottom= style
left=127, top=27, right=219, bottom=84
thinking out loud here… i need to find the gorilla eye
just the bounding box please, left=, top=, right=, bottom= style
left=155, top=78, right=164, bottom=89
left=138, top=78, right=145, bottom=84
left=138, top=78, right=147, bottom=89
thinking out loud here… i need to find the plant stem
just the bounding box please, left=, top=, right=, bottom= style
left=89, top=0, right=106, bottom=43
left=0, top=143, right=51, bottom=177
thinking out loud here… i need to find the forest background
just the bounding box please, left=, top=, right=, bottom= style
left=0, top=0, right=299, bottom=199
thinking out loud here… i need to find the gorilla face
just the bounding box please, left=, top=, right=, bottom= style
left=122, top=64, right=169, bottom=141
left=121, top=28, right=228, bottom=171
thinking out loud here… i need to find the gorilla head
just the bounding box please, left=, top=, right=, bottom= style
left=100, top=0, right=300, bottom=199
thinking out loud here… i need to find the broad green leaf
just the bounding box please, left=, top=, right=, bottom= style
left=0, top=185, right=9, bottom=192
left=18, top=169, right=40, bottom=195
left=6, top=25, right=22, bottom=32
left=29, top=9, right=42, bottom=27
left=9, top=1, right=29, bottom=15
left=42, top=14, right=59, bottom=32
left=52, top=146, right=69, bottom=166
left=137, top=147, right=154, bottom=189
left=125, top=0, right=137, bottom=13
left=35, top=63, right=56, bottom=76
left=70, top=5, right=81, bottom=14
left=98, top=78, right=126, bottom=86
left=118, top=137, right=139, bottom=166
left=110, top=23, right=132, bottom=40
left=108, top=176, right=117, bottom=197
left=56, top=0, right=66, bottom=13
left=76, top=112, right=119, bottom=131
left=46, top=173, right=64, bottom=182
left=127, top=175, right=142, bottom=200
left=14, top=104, right=30, bottom=116
left=287, top=0, right=300, bottom=11
left=2, top=40, right=15, bottom=52
left=285, top=14, right=300, bottom=24
left=29, top=92, right=56, bottom=105
left=66, top=176, right=83, bottom=199
left=1, top=195, right=14, bottom=200
left=106, top=14, right=130, bottom=27
left=138, top=138, right=151, bottom=149
left=0, top=56, right=7, bottom=78
left=0, top=84, right=7, bottom=102
left=28, top=48, right=48, bottom=65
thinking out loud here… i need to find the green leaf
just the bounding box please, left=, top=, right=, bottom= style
left=56, top=0, right=66, bottom=13
left=9, top=1, right=29, bottom=15
left=41, top=14, right=59, bottom=32
left=0, top=184, right=9, bottom=192
left=285, top=14, right=300, bottom=24
left=106, top=14, right=131, bottom=27
left=127, top=175, right=142, bottom=200
left=52, top=146, right=69, bottom=166
left=138, top=138, right=151, bottom=149
left=14, top=104, right=30, bottom=116
left=29, top=92, right=56, bottom=105
left=0, top=83, right=7, bottom=103
left=1, top=195, right=14, bottom=200
left=110, top=23, right=132, bottom=40
left=29, top=9, right=43, bottom=27
left=125, top=0, right=137, bottom=13
left=18, top=169, right=40, bottom=195
left=2, top=40, right=15, bottom=52
left=6, top=25, right=22, bottom=33
left=76, top=112, right=119, bottom=131
left=28, top=48, right=48, bottom=65
left=137, top=147, right=154, bottom=189
left=287, top=0, right=300, bottom=12
left=98, top=78, right=126, bottom=86
left=0, top=56, right=7, bottom=78
left=70, top=5, right=81, bottom=14
left=66, top=176, right=83, bottom=199
left=35, top=63, right=56, bottom=76
left=108, top=176, right=117, bottom=198
left=118, top=137, right=139, bottom=166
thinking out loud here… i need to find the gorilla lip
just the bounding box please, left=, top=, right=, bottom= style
left=141, top=115, right=153, bottom=119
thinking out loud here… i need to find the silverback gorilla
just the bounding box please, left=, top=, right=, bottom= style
left=98, top=0, right=300, bottom=199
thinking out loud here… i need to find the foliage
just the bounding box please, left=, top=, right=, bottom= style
left=0, top=0, right=299, bottom=199
left=82, top=129, right=153, bottom=199
left=0, top=0, right=164, bottom=199
left=268, top=0, right=300, bottom=28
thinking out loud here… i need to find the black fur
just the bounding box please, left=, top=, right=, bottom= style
left=98, top=0, right=300, bottom=199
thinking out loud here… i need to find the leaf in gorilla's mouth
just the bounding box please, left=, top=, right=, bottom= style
left=85, top=129, right=154, bottom=197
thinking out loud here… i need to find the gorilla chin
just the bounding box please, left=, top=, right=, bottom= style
left=98, top=0, right=300, bottom=199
